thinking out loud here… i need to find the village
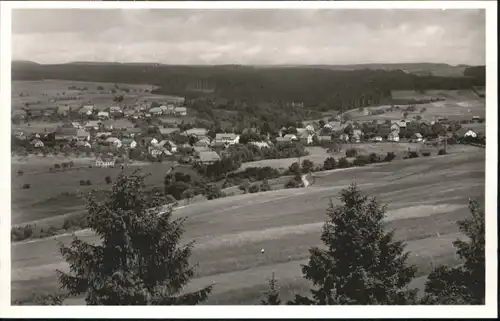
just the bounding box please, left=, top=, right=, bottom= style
left=11, top=95, right=486, bottom=171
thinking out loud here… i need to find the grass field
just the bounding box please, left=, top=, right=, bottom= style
left=11, top=162, right=176, bottom=225
left=11, top=80, right=183, bottom=113
left=343, top=89, right=485, bottom=123
left=11, top=150, right=485, bottom=304
left=239, top=144, right=480, bottom=171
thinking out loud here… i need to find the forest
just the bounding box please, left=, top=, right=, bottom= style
left=12, top=62, right=485, bottom=112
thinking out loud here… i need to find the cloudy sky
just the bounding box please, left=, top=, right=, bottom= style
left=12, top=9, right=485, bottom=65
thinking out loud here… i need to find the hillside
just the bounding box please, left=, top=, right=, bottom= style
left=11, top=150, right=485, bottom=304
left=12, top=61, right=483, bottom=111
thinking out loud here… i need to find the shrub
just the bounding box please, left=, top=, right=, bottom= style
left=105, top=176, right=112, bottom=184
left=21, top=184, right=31, bottom=189
left=204, top=185, right=222, bottom=200
left=79, top=180, right=86, bottom=186
left=323, top=157, right=337, bottom=170
left=337, top=157, right=350, bottom=168
left=368, top=153, right=380, bottom=164
left=86, top=180, right=92, bottom=185
left=384, top=152, right=396, bottom=162
left=285, top=175, right=304, bottom=189
left=11, top=224, right=35, bottom=241
left=249, top=184, right=260, bottom=193
left=353, top=155, right=369, bottom=167
left=407, top=151, right=419, bottom=159
left=438, top=149, right=447, bottom=155
left=287, top=162, right=301, bottom=175
left=301, top=159, right=314, bottom=173
left=422, top=152, right=431, bottom=157
left=345, top=148, right=358, bottom=158
left=54, top=164, right=61, bottom=169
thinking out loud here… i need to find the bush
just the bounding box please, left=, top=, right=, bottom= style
left=407, top=151, right=419, bottom=159
left=249, top=184, right=260, bottom=193
left=11, top=224, right=35, bottom=241
left=345, top=148, right=358, bottom=158
left=86, top=180, right=92, bottom=185
left=368, top=153, right=380, bottom=164
left=422, top=152, right=431, bottom=157
left=353, top=155, right=369, bottom=167
left=323, top=157, right=337, bottom=170
left=54, top=164, right=61, bottom=169
left=105, top=176, right=112, bottom=184
left=438, top=149, right=447, bottom=155
left=204, top=185, right=222, bottom=200
left=384, top=152, right=396, bottom=162
left=21, top=184, right=31, bottom=189
left=285, top=175, right=304, bottom=189
left=301, top=159, right=314, bottom=173
left=338, top=157, right=350, bottom=168
left=287, top=162, right=301, bottom=175
left=79, top=180, right=86, bottom=186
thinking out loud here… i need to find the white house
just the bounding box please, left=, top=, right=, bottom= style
left=412, top=133, right=424, bottom=142
left=250, top=141, right=270, bottom=149
left=297, top=130, right=314, bottom=145
left=174, top=107, right=187, bottom=116
left=283, top=134, right=298, bottom=141
left=323, top=121, right=342, bottom=132
left=149, top=107, right=163, bottom=116
left=95, top=156, right=116, bottom=168
left=214, top=133, right=240, bottom=145
left=457, top=128, right=477, bottom=138
left=390, top=123, right=400, bottom=133
left=97, top=111, right=110, bottom=120
left=339, top=133, right=350, bottom=142
left=351, top=129, right=363, bottom=143
left=105, top=137, right=122, bottom=148
left=388, top=131, right=400, bottom=142
left=30, top=139, right=44, bottom=148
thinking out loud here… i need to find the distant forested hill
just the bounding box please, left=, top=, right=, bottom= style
left=12, top=61, right=483, bottom=111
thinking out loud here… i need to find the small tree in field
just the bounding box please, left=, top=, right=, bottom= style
left=288, top=183, right=418, bottom=305
left=56, top=170, right=212, bottom=305
left=105, top=176, right=112, bottom=184
left=422, top=199, right=485, bottom=305
left=261, top=273, right=281, bottom=305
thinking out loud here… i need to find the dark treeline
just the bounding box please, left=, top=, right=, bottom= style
left=12, top=62, right=483, bottom=111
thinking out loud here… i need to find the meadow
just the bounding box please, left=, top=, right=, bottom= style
left=343, top=89, right=485, bottom=123
left=11, top=150, right=485, bottom=304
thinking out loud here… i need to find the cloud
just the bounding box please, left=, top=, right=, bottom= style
left=12, top=9, right=486, bottom=65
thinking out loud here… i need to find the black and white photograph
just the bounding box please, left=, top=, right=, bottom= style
left=0, top=0, right=497, bottom=318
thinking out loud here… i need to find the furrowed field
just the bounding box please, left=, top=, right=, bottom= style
left=11, top=149, right=485, bottom=304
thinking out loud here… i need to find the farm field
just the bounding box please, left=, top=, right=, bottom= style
left=11, top=161, right=177, bottom=225
left=11, top=80, right=184, bottom=112
left=11, top=150, right=485, bottom=304
left=343, top=89, right=485, bottom=123
left=239, top=143, right=480, bottom=171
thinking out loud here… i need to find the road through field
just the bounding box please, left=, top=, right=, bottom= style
left=11, top=151, right=485, bottom=304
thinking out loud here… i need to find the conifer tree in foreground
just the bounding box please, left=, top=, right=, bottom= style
left=422, top=198, right=485, bottom=304
left=261, top=273, right=281, bottom=305
left=57, top=170, right=212, bottom=305
left=289, top=183, right=418, bottom=305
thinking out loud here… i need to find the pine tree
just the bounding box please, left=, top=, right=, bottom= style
left=261, top=273, right=281, bottom=305
left=56, top=170, right=212, bottom=305
left=422, top=199, right=485, bottom=304
left=289, top=183, right=418, bottom=305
